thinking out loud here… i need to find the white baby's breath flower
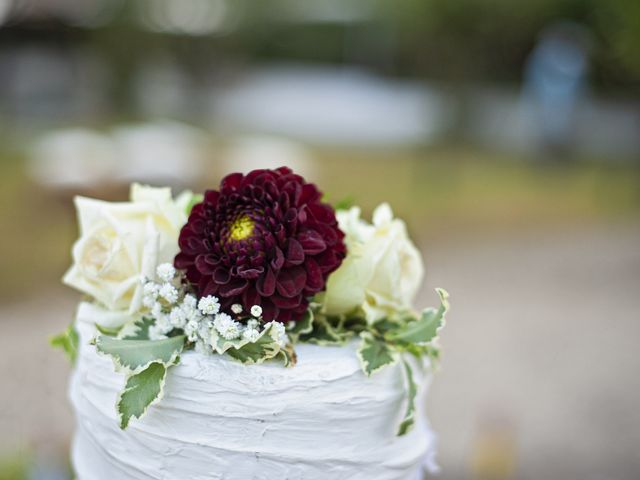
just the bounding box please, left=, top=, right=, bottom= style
left=155, top=314, right=173, bottom=334
left=198, top=295, right=220, bottom=315
left=156, top=263, right=176, bottom=282
left=231, top=304, right=243, bottom=314
left=143, top=295, right=156, bottom=309
left=250, top=305, right=263, bottom=318
left=159, top=283, right=179, bottom=304
left=143, top=281, right=160, bottom=299
left=169, top=307, right=187, bottom=328
left=242, top=328, right=260, bottom=342
left=197, top=320, right=213, bottom=341
left=148, top=325, right=167, bottom=340
left=151, top=301, right=164, bottom=319
left=182, top=294, right=197, bottom=310
left=246, top=319, right=259, bottom=330
left=214, top=313, right=240, bottom=340
left=269, top=321, right=288, bottom=347
left=184, top=319, right=199, bottom=342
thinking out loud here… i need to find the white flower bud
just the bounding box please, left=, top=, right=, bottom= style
left=250, top=305, right=263, bottom=318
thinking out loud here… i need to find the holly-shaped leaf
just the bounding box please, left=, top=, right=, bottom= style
left=95, top=335, right=185, bottom=373
left=357, top=332, right=397, bottom=376
left=386, top=289, right=449, bottom=344
left=117, top=362, right=168, bottom=429
left=286, top=308, right=314, bottom=343
left=397, top=358, right=418, bottom=436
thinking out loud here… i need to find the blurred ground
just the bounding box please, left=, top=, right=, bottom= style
left=1, top=212, right=639, bottom=479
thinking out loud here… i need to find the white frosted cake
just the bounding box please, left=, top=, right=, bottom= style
left=56, top=170, right=448, bottom=480
left=70, top=306, right=437, bottom=480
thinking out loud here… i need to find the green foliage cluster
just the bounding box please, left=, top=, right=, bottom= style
left=54, top=290, right=448, bottom=435
left=300, top=289, right=449, bottom=435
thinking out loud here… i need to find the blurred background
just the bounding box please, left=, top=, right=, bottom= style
left=0, top=0, right=639, bottom=478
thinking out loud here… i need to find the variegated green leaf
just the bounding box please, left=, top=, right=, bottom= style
left=117, top=362, right=168, bottom=429
left=299, top=314, right=353, bottom=345
left=118, top=317, right=154, bottom=340
left=386, top=288, right=449, bottom=344
left=397, top=359, right=418, bottom=436
left=286, top=308, right=314, bottom=342
left=95, top=335, right=185, bottom=373
left=357, top=332, right=397, bottom=376
left=225, top=323, right=290, bottom=365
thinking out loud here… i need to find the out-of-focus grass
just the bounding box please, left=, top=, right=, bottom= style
left=313, top=148, right=640, bottom=238
left=0, top=155, right=76, bottom=303
left=0, top=147, right=638, bottom=303
left=0, top=452, right=29, bottom=480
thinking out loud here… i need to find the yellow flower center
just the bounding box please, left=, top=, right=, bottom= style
left=229, top=214, right=255, bottom=241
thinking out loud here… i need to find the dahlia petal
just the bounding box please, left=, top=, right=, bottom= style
left=237, top=265, right=264, bottom=279
left=219, top=278, right=248, bottom=297
left=299, top=183, right=321, bottom=204
left=221, top=172, right=243, bottom=191
left=276, top=309, right=293, bottom=323
left=275, top=224, right=287, bottom=246
left=201, top=279, right=219, bottom=297
left=261, top=299, right=279, bottom=322
left=257, top=267, right=277, bottom=296
left=242, top=286, right=260, bottom=309
left=213, top=267, right=231, bottom=285
left=283, top=181, right=302, bottom=206
left=271, top=247, right=285, bottom=270
left=305, top=258, right=323, bottom=291
left=315, top=249, right=340, bottom=274
left=276, top=266, right=306, bottom=298
left=285, top=238, right=305, bottom=266
left=174, top=253, right=194, bottom=269
left=272, top=294, right=303, bottom=309
left=195, top=255, right=216, bottom=275
left=298, top=230, right=326, bottom=254
left=284, top=208, right=298, bottom=234
left=204, top=190, right=220, bottom=206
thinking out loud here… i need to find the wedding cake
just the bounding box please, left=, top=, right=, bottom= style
left=55, top=167, right=448, bottom=480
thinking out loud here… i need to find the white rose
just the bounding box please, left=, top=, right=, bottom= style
left=63, top=184, right=191, bottom=318
left=323, top=203, right=424, bottom=324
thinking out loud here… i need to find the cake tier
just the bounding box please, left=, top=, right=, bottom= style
left=70, top=306, right=437, bottom=480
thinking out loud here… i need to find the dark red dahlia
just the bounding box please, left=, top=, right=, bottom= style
left=174, top=167, right=346, bottom=323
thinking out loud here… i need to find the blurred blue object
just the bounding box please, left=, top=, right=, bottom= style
left=524, top=21, right=591, bottom=155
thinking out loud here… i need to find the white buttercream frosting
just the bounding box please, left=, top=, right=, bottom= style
left=70, top=303, right=437, bottom=480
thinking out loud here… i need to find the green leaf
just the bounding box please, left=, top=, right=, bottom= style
left=118, top=317, right=154, bottom=340
left=357, top=332, right=397, bottom=376
left=386, top=288, right=449, bottom=344
left=95, top=335, right=185, bottom=373
left=50, top=323, right=79, bottom=365
left=117, top=362, right=168, bottom=429
left=397, top=359, right=418, bottom=436
left=225, top=323, right=289, bottom=365
left=96, top=323, right=122, bottom=336
left=299, top=313, right=353, bottom=345
left=333, top=195, right=355, bottom=211
left=286, top=308, right=314, bottom=342
left=186, top=193, right=203, bottom=215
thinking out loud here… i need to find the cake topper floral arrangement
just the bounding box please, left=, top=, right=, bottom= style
left=53, top=167, right=448, bottom=435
